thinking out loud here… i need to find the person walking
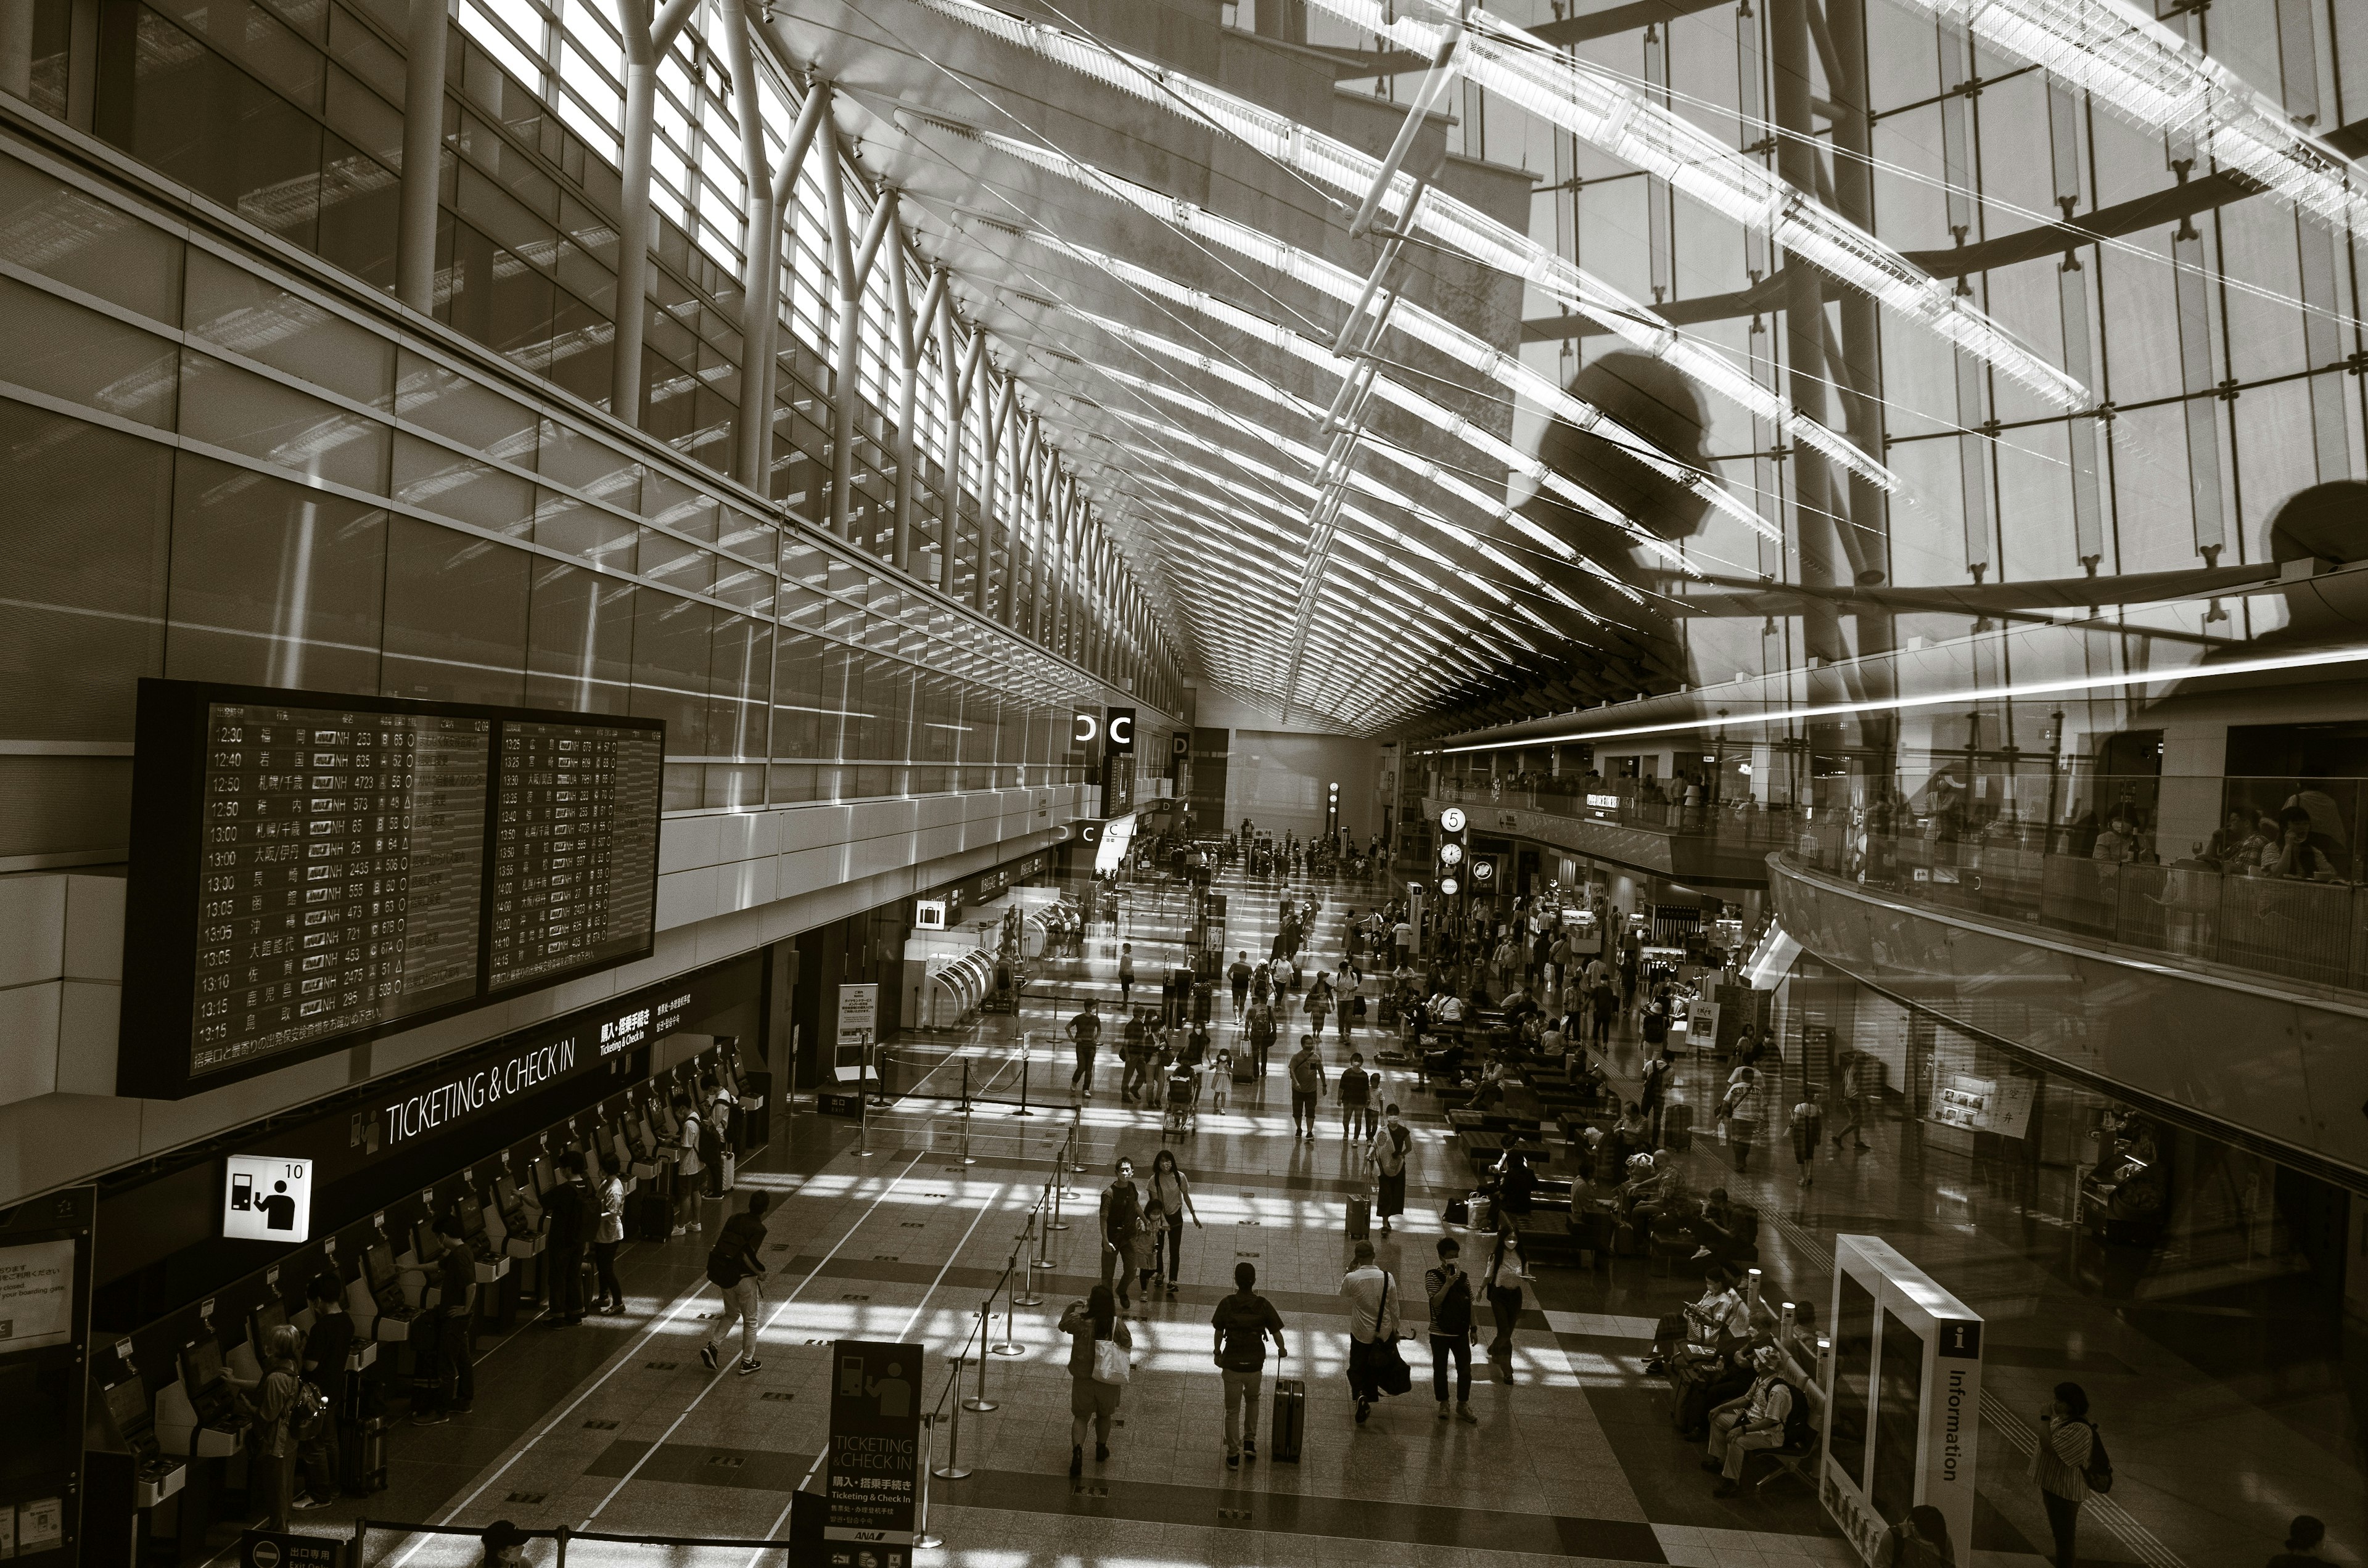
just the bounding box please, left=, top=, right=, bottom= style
left=1369, top=1103, right=1410, bottom=1236
left=1248, top=999, right=1277, bottom=1075
left=478, top=1522, right=529, bottom=1568
left=1306, top=974, right=1334, bottom=1041
left=1831, top=1049, right=1872, bottom=1152
left=1148, top=1149, right=1201, bottom=1292
left=1480, top=1220, right=1525, bottom=1383
left=1229, top=951, right=1253, bottom=1014
left=591, top=1155, right=627, bottom=1314
left=543, top=1152, right=590, bottom=1325
left=1060, top=1284, right=1133, bottom=1477
left=1098, top=1158, right=1147, bottom=1310
left=1339, top=1240, right=1403, bottom=1426
left=2029, top=1382, right=2099, bottom=1568
left=1423, top=1237, right=1480, bottom=1424
left=1789, top=1088, right=1823, bottom=1190
left=1068, top=1001, right=1103, bottom=1099
left=1288, top=1035, right=1327, bottom=1139
left=1337, top=1051, right=1376, bottom=1143
left=1209, top=1261, right=1288, bottom=1468
left=1120, top=1008, right=1151, bottom=1106
left=697, top=1191, right=770, bottom=1376
left=1722, top=1064, right=1767, bottom=1173
left=1117, top=942, right=1135, bottom=1009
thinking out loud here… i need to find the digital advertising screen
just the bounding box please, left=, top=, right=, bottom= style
left=120, top=680, right=664, bottom=1099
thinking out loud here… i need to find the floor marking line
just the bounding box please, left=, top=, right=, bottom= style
left=574, top=1151, right=929, bottom=1530
left=384, top=1151, right=920, bottom=1564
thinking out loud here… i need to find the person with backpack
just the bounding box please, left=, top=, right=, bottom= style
left=668, top=1092, right=705, bottom=1236
left=1098, top=1158, right=1148, bottom=1310
left=1704, top=1344, right=1801, bottom=1496
left=1288, top=1036, right=1327, bottom=1139
left=1875, top=1504, right=1957, bottom=1567
left=298, top=1273, right=352, bottom=1504
left=1059, top=1284, right=1133, bottom=1477
left=543, top=1152, right=590, bottom=1326
left=1368, top=1104, right=1411, bottom=1236
left=230, top=1323, right=313, bottom=1525
left=697, top=1191, right=770, bottom=1377
left=1209, top=1261, right=1288, bottom=1469
left=1423, top=1237, right=1480, bottom=1424
left=1247, top=999, right=1278, bottom=1075
left=2029, top=1381, right=2102, bottom=1567
left=1721, top=1065, right=1767, bottom=1173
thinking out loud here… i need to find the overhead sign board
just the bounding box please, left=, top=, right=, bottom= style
left=223, top=1155, right=313, bottom=1243
left=1104, top=707, right=1136, bottom=755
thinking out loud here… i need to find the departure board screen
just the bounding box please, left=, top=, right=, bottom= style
left=488, top=721, right=664, bottom=990
left=191, top=702, right=488, bottom=1074
left=121, top=680, right=665, bottom=1099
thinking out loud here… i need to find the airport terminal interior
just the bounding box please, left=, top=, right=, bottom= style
left=9, top=0, right=2368, bottom=1565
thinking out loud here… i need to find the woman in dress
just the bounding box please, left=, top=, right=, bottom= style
left=1368, top=1103, right=1411, bottom=1237
left=1058, top=1284, right=1133, bottom=1478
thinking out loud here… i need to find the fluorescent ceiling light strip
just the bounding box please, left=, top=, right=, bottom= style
left=1079, top=308, right=1638, bottom=604
left=913, top=115, right=1730, bottom=559
left=1304, top=0, right=2086, bottom=413
left=914, top=0, right=1883, bottom=501
left=1912, top=0, right=2368, bottom=240
left=1053, top=240, right=1706, bottom=580
left=1441, top=644, right=2368, bottom=753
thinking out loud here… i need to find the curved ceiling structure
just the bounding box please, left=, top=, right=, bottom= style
left=747, top=0, right=2368, bottom=736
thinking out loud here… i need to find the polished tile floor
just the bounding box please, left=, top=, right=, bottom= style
left=261, top=864, right=2358, bottom=1568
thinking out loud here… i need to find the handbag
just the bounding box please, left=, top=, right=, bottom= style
left=1092, top=1334, right=1131, bottom=1385
left=1369, top=1275, right=1413, bottom=1397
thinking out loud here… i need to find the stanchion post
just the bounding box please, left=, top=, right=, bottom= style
left=856, top=1036, right=872, bottom=1159
left=964, top=1305, right=1000, bottom=1409
left=1013, top=1031, right=1034, bottom=1117
left=1046, top=1170, right=1067, bottom=1233
left=1013, top=1233, right=1043, bottom=1308
left=915, top=1412, right=945, bottom=1550
left=960, top=1061, right=976, bottom=1165
left=934, top=1357, right=973, bottom=1479
left=992, top=1255, right=1027, bottom=1353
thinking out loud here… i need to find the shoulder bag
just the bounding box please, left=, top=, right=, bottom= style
left=1092, top=1332, right=1131, bottom=1385
left=1370, top=1275, right=1413, bottom=1397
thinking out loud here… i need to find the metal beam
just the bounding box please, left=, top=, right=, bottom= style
left=891, top=265, right=947, bottom=574
left=826, top=168, right=897, bottom=541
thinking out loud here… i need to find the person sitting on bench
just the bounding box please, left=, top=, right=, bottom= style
left=1648, top=1261, right=1747, bottom=1376
left=1703, top=1344, right=1799, bottom=1495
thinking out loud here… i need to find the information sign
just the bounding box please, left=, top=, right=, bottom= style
left=823, top=1339, right=924, bottom=1565
left=222, top=1155, right=313, bottom=1243
left=835, top=984, right=879, bottom=1083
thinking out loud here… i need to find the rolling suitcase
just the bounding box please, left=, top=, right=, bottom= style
left=340, top=1414, right=389, bottom=1494
left=1231, top=1054, right=1255, bottom=1084
left=1346, top=1195, right=1370, bottom=1241
left=1268, top=1376, right=1305, bottom=1462
left=628, top=1188, right=672, bottom=1241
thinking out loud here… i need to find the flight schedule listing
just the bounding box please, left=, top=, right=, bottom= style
left=487, top=721, right=663, bottom=990
left=193, top=703, right=489, bottom=1075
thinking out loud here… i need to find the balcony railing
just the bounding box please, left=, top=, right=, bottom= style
left=1431, top=776, right=1806, bottom=851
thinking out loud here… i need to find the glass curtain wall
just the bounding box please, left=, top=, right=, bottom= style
left=14, top=0, right=1177, bottom=712
left=0, top=134, right=1125, bottom=866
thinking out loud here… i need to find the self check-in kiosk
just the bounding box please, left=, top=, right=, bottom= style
left=1819, top=1235, right=1985, bottom=1565
left=154, top=1336, right=242, bottom=1459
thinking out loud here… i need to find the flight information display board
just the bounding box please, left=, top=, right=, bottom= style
left=121, top=680, right=665, bottom=1099
left=488, top=720, right=664, bottom=990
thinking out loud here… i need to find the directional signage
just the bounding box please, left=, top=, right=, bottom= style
left=223, top=1154, right=313, bottom=1243
left=1104, top=707, right=1136, bottom=755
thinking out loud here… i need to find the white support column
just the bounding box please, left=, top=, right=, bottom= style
left=397, top=0, right=452, bottom=313
left=975, top=376, right=1015, bottom=616
left=935, top=304, right=979, bottom=591
left=824, top=155, right=896, bottom=541
left=723, top=0, right=773, bottom=491
left=890, top=265, right=947, bottom=574
left=734, top=79, right=831, bottom=491
left=610, top=0, right=700, bottom=424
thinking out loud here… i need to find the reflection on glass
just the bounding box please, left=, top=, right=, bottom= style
left=1872, top=1308, right=1925, bottom=1525
left=1832, top=1273, right=1874, bottom=1488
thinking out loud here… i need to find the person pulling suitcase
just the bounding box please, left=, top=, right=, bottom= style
left=1209, top=1262, right=1288, bottom=1469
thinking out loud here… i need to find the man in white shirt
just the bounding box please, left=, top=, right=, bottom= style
left=1650, top=1263, right=1746, bottom=1370
left=1705, top=1345, right=1796, bottom=1495
left=1436, top=993, right=1465, bottom=1025
left=1338, top=1241, right=1402, bottom=1426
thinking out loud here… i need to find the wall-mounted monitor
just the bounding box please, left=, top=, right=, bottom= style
left=119, top=679, right=664, bottom=1098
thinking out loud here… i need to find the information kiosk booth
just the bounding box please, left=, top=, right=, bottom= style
left=1820, top=1235, right=1985, bottom=1564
